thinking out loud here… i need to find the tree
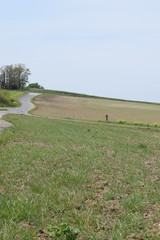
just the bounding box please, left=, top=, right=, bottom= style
left=28, top=82, right=44, bottom=89
left=0, top=67, right=6, bottom=89
left=14, top=64, right=31, bottom=90
left=0, top=64, right=31, bottom=90
left=5, top=65, right=16, bottom=89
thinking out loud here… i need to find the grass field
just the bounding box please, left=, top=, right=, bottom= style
left=33, top=94, right=160, bottom=124
left=0, top=90, right=24, bottom=108
left=1, top=114, right=160, bottom=239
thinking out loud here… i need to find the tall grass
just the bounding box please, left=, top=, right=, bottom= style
left=0, top=90, right=16, bottom=107
left=0, top=90, right=24, bottom=107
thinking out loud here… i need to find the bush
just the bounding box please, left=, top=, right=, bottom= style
left=118, top=119, right=126, bottom=124
left=0, top=91, right=16, bottom=107
left=134, top=122, right=142, bottom=126
left=28, top=82, right=44, bottom=89
left=152, top=122, right=160, bottom=128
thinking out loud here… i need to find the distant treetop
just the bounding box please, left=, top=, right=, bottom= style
left=28, top=82, right=44, bottom=89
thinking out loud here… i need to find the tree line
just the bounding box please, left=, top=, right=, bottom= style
left=0, top=64, right=31, bottom=90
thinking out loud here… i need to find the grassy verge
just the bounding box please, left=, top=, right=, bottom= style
left=0, top=90, right=25, bottom=107
left=99, top=120, right=160, bottom=129
left=0, top=115, right=160, bottom=239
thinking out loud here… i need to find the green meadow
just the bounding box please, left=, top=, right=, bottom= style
left=0, top=114, right=160, bottom=239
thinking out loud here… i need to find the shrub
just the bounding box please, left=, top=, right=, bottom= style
left=0, top=91, right=16, bottom=107
left=28, top=82, right=44, bottom=89
left=118, top=119, right=126, bottom=124
left=133, top=121, right=144, bottom=126
left=152, top=122, right=160, bottom=127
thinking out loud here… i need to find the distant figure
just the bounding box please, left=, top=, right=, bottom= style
left=106, top=114, right=108, bottom=122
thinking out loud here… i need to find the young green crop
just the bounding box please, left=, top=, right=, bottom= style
left=0, top=114, right=160, bottom=239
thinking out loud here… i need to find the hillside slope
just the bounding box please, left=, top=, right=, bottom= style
left=32, top=94, right=160, bottom=123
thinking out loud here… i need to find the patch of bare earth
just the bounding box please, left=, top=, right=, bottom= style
left=33, top=94, right=160, bottom=123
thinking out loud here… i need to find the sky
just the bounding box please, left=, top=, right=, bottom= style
left=0, top=0, right=160, bottom=102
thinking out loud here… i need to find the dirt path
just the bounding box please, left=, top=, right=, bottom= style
left=0, top=92, right=40, bottom=132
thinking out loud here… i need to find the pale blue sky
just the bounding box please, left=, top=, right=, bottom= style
left=0, top=0, right=160, bottom=102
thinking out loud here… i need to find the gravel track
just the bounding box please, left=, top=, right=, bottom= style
left=0, top=92, right=40, bottom=132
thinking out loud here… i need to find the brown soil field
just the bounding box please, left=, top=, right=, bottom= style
left=33, top=94, right=160, bottom=123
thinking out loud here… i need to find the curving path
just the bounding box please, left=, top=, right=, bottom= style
left=0, top=92, right=40, bottom=132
